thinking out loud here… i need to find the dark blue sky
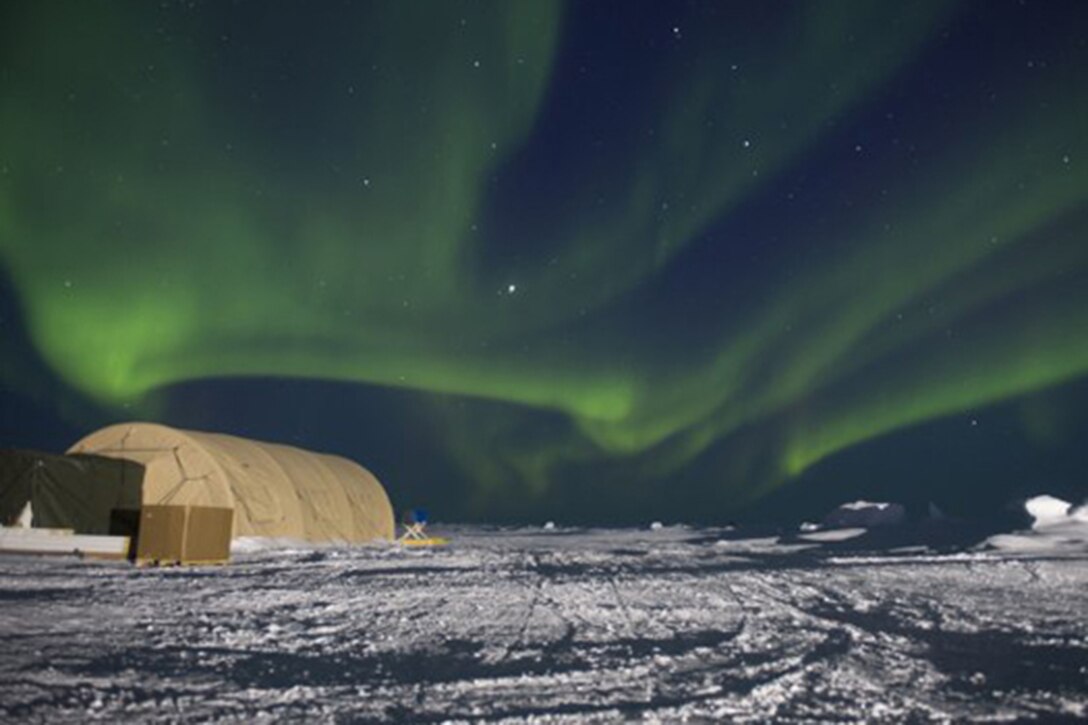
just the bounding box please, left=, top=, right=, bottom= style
left=1, top=1, right=1086, bottom=524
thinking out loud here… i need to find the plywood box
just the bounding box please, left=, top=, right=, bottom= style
left=136, top=505, right=232, bottom=565
left=186, top=506, right=233, bottom=563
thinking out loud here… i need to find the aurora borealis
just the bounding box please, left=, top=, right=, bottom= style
left=2, top=1, right=1087, bottom=523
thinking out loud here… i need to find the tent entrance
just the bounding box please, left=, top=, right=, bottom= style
left=0, top=450, right=145, bottom=534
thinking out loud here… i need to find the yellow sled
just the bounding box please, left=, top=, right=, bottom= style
left=400, top=536, right=449, bottom=548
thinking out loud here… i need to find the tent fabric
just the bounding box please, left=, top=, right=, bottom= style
left=68, top=423, right=394, bottom=542
left=0, top=449, right=37, bottom=525
left=0, top=449, right=143, bottom=533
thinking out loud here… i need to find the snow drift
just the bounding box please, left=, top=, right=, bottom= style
left=985, top=495, right=1088, bottom=553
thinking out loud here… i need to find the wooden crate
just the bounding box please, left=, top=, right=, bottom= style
left=136, top=505, right=232, bottom=565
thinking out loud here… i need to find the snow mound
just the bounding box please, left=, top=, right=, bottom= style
left=230, top=536, right=393, bottom=554
left=231, top=537, right=332, bottom=553
left=1025, top=495, right=1074, bottom=528
left=798, top=527, right=867, bottom=543
left=985, top=495, right=1088, bottom=554
left=822, top=500, right=905, bottom=528
left=841, top=500, right=892, bottom=511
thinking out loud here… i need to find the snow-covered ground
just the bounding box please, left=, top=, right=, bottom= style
left=0, top=523, right=1086, bottom=722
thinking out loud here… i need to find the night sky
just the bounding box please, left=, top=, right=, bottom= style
left=2, top=1, right=1087, bottom=525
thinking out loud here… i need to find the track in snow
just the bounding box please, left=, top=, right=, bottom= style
left=0, top=526, right=1086, bottom=722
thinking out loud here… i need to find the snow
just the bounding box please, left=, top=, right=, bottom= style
left=797, top=527, right=867, bottom=542
left=840, top=500, right=891, bottom=511
left=985, top=495, right=1088, bottom=554
left=823, top=500, right=906, bottom=528
left=231, top=536, right=340, bottom=554
left=0, top=523, right=1085, bottom=722
left=1026, top=495, right=1074, bottom=527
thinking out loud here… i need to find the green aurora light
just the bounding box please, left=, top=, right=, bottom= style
left=1, top=1, right=1086, bottom=513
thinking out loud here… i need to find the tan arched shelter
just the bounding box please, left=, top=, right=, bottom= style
left=68, top=423, right=394, bottom=543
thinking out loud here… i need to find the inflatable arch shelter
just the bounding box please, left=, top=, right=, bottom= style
left=1, top=423, right=394, bottom=563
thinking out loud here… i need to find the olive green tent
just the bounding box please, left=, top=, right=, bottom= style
left=68, top=423, right=394, bottom=543
left=0, top=449, right=143, bottom=534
